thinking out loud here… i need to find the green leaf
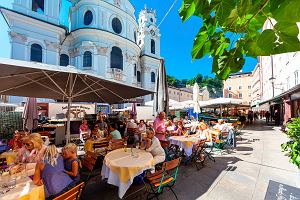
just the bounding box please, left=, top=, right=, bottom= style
left=271, top=0, right=300, bottom=23
left=179, top=0, right=196, bottom=22
left=257, top=29, right=277, bottom=55
left=274, top=22, right=299, bottom=37
left=215, top=0, right=236, bottom=26
left=192, top=30, right=209, bottom=60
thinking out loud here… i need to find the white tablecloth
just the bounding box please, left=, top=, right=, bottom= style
left=0, top=176, right=45, bottom=200
left=101, top=148, right=154, bottom=198
left=169, top=136, right=201, bottom=156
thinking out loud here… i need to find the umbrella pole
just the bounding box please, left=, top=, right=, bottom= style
left=66, top=73, right=74, bottom=144
left=66, top=97, right=71, bottom=144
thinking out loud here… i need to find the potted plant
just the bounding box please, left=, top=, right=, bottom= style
left=281, top=118, right=300, bottom=186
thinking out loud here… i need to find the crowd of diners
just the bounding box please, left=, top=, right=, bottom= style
left=4, top=112, right=235, bottom=199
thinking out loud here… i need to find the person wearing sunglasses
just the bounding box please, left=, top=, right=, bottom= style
left=16, top=133, right=46, bottom=171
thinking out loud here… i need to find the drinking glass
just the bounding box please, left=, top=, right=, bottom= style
left=135, top=142, right=140, bottom=150
left=124, top=141, right=128, bottom=152
left=7, top=175, right=16, bottom=189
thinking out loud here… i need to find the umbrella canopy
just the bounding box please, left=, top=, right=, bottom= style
left=201, top=98, right=244, bottom=108
left=22, top=97, right=38, bottom=131
left=153, top=60, right=169, bottom=116
left=193, top=83, right=201, bottom=113
left=0, top=58, right=153, bottom=142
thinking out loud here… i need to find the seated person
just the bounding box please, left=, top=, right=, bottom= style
left=141, top=128, right=165, bottom=165
left=214, top=119, right=229, bottom=133
left=107, top=122, right=122, bottom=140
left=79, top=119, right=90, bottom=133
left=97, top=116, right=108, bottom=131
left=91, top=124, right=105, bottom=139
left=17, top=133, right=46, bottom=170
left=173, top=121, right=185, bottom=136
left=194, top=122, right=211, bottom=141
left=33, top=145, right=73, bottom=199
left=62, top=143, right=80, bottom=184
left=136, top=120, right=146, bottom=141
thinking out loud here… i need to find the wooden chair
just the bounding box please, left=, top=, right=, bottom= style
left=53, top=182, right=85, bottom=200
left=190, top=139, right=207, bottom=170
left=81, top=151, right=99, bottom=181
left=144, top=157, right=181, bottom=200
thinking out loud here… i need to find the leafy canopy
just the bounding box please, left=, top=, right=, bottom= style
left=179, top=0, right=300, bottom=79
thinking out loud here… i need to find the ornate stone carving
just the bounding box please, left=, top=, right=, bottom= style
left=96, top=46, right=108, bottom=56
left=44, top=40, right=61, bottom=50
left=143, top=66, right=152, bottom=73
left=8, top=31, right=27, bottom=43
left=69, top=48, right=80, bottom=57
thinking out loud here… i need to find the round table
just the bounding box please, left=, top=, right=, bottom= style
left=101, top=148, right=154, bottom=199
left=169, top=136, right=202, bottom=156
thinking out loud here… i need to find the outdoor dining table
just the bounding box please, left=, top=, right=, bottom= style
left=101, top=148, right=155, bottom=199
left=169, top=136, right=202, bottom=156
left=0, top=175, right=45, bottom=200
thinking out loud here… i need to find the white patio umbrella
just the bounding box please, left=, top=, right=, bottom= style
left=0, top=58, right=153, bottom=143
left=193, top=83, right=201, bottom=116
left=153, top=59, right=169, bottom=116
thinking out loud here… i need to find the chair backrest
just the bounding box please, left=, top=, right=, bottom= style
left=39, top=131, right=51, bottom=137
left=82, top=133, right=90, bottom=141
left=93, top=141, right=109, bottom=149
left=81, top=151, right=98, bottom=172
left=211, top=133, right=218, bottom=142
left=53, top=182, right=85, bottom=200
left=163, top=157, right=181, bottom=171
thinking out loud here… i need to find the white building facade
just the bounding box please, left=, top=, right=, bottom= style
left=1, top=0, right=161, bottom=104
left=259, top=19, right=300, bottom=123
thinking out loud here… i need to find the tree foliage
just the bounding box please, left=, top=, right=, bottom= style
left=179, top=0, right=300, bottom=79
left=167, top=74, right=223, bottom=97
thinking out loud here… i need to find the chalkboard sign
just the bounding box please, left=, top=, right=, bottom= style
left=265, top=180, right=300, bottom=200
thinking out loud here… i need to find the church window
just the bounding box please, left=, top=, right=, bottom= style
left=134, top=31, right=137, bottom=43
left=151, top=72, right=155, bottom=83
left=151, top=39, right=155, bottom=54
left=139, top=40, right=141, bottom=45
left=30, top=43, right=42, bottom=63
left=150, top=18, right=153, bottom=23
left=84, top=10, right=93, bottom=26
left=83, top=51, right=92, bottom=68
left=60, top=54, right=69, bottom=66
left=112, top=18, right=122, bottom=34
left=137, top=71, right=141, bottom=82
left=32, top=0, right=44, bottom=14
left=134, top=64, right=137, bottom=76
left=111, top=47, right=123, bottom=70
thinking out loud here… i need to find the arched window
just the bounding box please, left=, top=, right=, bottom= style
left=151, top=72, right=155, bottom=83
left=134, top=64, right=137, bottom=76
left=134, top=31, right=137, bottom=43
left=112, top=18, right=122, bottom=34
left=32, top=0, right=44, bottom=13
left=151, top=39, right=155, bottom=54
left=83, top=51, right=92, bottom=68
left=84, top=10, right=93, bottom=25
left=111, top=47, right=123, bottom=70
left=30, top=43, right=42, bottom=62
left=150, top=18, right=153, bottom=23
left=60, top=54, right=69, bottom=66
left=137, top=71, right=141, bottom=82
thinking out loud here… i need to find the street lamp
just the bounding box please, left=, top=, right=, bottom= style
left=269, top=77, right=276, bottom=97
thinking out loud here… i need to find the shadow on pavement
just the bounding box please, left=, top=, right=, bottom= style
left=81, top=156, right=243, bottom=200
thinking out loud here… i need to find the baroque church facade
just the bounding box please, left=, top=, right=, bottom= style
left=1, top=0, right=161, bottom=103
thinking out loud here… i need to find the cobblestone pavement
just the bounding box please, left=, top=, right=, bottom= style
left=82, top=120, right=299, bottom=200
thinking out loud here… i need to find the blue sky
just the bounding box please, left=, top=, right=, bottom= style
left=0, top=0, right=257, bottom=79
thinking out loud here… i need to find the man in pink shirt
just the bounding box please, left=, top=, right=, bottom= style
left=153, top=112, right=166, bottom=141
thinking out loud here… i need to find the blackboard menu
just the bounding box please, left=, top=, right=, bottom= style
left=265, top=180, right=300, bottom=200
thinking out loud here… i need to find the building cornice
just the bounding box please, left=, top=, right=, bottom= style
left=0, top=7, right=68, bottom=34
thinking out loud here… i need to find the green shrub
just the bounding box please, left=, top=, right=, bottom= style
left=281, top=118, right=300, bottom=169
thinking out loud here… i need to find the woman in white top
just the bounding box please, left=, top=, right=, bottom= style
left=141, top=128, right=165, bottom=165
left=136, top=120, right=146, bottom=141
left=195, top=122, right=211, bottom=142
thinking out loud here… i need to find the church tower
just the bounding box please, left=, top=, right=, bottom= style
left=12, top=0, right=61, bottom=25
left=138, top=6, right=161, bottom=102
left=138, top=6, right=160, bottom=57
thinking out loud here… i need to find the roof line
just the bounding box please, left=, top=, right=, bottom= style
left=0, top=6, right=69, bottom=33
left=140, top=54, right=161, bottom=60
